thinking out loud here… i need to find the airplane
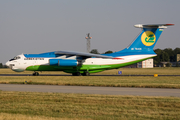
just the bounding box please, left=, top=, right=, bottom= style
left=6, top=24, right=174, bottom=76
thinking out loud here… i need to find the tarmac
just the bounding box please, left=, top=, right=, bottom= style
left=0, top=84, right=180, bottom=97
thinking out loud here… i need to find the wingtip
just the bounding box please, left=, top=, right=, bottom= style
left=166, top=24, right=174, bottom=26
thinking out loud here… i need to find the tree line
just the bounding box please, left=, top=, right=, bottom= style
left=0, top=63, right=8, bottom=68
left=90, top=48, right=180, bottom=64
left=154, top=48, right=180, bottom=64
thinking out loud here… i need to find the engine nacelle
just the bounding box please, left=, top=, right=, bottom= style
left=49, top=59, right=78, bottom=66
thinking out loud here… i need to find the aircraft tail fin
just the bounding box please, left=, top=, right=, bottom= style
left=118, top=24, right=174, bottom=54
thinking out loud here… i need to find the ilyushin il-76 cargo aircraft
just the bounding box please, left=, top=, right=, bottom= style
left=6, top=24, right=174, bottom=76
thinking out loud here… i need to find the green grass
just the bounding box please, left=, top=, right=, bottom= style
left=0, top=76, right=180, bottom=88
left=0, top=91, right=180, bottom=120
left=1, top=67, right=180, bottom=75
left=97, top=67, right=180, bottom=75
left=0, top=113, right=78, bottom=120
left=0, top=68, right=180, bottom=88
left=1, top=68, right=180, bottom=119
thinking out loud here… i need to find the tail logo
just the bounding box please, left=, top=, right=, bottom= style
left=141, top=31, right=156, bottom=46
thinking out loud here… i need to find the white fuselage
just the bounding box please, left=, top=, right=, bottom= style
left=6, top=54, right=156, bottom=72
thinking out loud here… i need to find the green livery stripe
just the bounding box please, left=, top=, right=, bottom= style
left=26, top=57, right=153, bottom=73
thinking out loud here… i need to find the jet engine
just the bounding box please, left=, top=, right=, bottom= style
left=49, top=59, right=78, bottom=66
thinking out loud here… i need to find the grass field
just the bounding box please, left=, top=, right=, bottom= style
left=1, top=76, right=180, bottom=89
left=0, top=68, right=180, bottom=119
left=1, top=67, right=180, bottom=75
left=0, top=91, right=180, bottom=120
left=0, top=68, right=180, bottom=88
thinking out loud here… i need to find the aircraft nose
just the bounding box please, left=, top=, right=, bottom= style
left=5, top=61, right=10, bottom=67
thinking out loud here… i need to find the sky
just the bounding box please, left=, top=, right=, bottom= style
left=0, top=0, right=180, bottom=63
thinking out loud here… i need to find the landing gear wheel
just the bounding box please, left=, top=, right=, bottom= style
left=81, top=71, right=90, bottom=76
left=72, top=72, right=81, bottom=76
left=72, top=73, right=76, bottom=76
left=32, top=72, right=39, bottom=76
left=76, top=72, right=81, bottom=76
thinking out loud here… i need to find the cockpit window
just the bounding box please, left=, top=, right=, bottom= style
left=9, top=56, right=21, bottom=61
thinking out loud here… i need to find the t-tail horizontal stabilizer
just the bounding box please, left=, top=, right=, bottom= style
left=117, top=24, right=174, bottom=54
left=134, top=24, right=174, bottom=28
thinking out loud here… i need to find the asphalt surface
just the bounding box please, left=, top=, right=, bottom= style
left=0, top=84, right=180, bottom=97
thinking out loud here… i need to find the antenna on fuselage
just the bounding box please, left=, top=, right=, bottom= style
left=85, top=33, right=92, bottom=53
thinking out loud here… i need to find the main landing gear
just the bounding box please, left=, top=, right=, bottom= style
left=72, top=71, right=90, bottom=76
left=32, top=72, right=39, bottom=76
left=81, top=71, right=90, bottom=76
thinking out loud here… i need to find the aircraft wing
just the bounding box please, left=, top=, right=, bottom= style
left=54, top=51, right=113, bottom=59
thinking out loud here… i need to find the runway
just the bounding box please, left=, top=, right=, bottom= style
left=0, top=84, right=180, bottom=97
